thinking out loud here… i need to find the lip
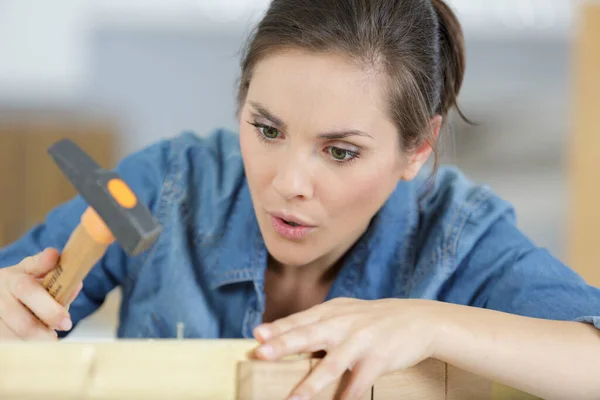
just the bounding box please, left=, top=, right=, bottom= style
left=268, top=211, right=317, bottom=227
left=267, top=211, right=317, bottom=240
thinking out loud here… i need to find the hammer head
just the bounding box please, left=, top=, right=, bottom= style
left=48, top=139, right=162, bottom=256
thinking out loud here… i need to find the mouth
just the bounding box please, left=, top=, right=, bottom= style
left=267, top=211, right=317, bottom=240
left=269, top=212, right=316, bottom=228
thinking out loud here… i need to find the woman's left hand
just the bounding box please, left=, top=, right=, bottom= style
left=250, top=297, right=442, bottom=400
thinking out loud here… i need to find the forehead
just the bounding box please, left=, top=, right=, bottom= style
left=247, top=49, right=392, bottom=130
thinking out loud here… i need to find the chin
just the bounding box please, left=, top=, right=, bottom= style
left=264, top=237, right=318, bottom=267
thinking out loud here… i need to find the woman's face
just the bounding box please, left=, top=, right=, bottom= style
left=239, top=49, right=428, bottom=268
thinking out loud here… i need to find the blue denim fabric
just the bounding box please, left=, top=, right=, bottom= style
left=1, top=128, right=598, bottom=339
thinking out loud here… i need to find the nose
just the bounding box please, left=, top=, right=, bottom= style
left=272, top=154, right=314, bottom=201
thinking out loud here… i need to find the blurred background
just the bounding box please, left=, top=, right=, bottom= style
left=0, top=0, right=598, bottom=341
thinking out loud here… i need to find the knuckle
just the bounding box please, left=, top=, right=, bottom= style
left=11, top=275, right=33, bottom=298
left=306, top=326, right=320, bottom=344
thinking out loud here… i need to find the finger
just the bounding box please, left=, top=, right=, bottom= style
left=338, top=357, right=386, bottom=400
left=254, top=307, right=324, bottom=342
left=0, top=318, right=21, bottom=341
left=288, top=338, right=364, bottom=400
left=10, top=274, right=71, bottom=331
left=255, top=321, right=339, bottom=361
left=0, top=297, right=58, bottom=341
left=22, top=248, right=60, bottom=278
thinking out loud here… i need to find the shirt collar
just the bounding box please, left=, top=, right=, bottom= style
left=205, top=176, right=419, bottom=296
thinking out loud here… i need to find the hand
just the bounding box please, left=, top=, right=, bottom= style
left=0, top=248, right=82, bottom=340
left=251, top=297, right=440, bottom=400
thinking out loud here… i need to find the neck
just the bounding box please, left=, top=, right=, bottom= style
left=267, top=220, right=370, bottom=285
left=267, top=250, right=344, bottom=286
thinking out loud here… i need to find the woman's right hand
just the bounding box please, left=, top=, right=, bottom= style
left=0, top=248, right=81, bottom=340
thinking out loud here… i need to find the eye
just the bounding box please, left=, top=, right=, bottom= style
left=259, top=125, right=280, bottom=140
left=327, top=146, right=357, bottom=162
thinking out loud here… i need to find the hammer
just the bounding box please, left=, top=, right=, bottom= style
left=41, top=139, right=162, bottom=306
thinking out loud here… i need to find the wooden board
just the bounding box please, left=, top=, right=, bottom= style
left=373, top=359, right=445, bottom=400
left=0, top=339, right=539, bottom=400
left=446, top=364, right=492, bottom=400
left=237, top=359, right=312, bottom=400
left=0, top=339, right=257, bottom=400
left=568, top=1, right=600, bottom=287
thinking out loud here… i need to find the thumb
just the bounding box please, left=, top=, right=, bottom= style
left=21, top=248, right=61, bottom=278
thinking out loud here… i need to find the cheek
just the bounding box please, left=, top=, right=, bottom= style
left=320, top=159, right=400, bottom=222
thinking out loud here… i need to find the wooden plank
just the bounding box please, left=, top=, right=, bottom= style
left=237, top=359, right=312, bottom=400
left=372, top=359, right=445, bottom=400
left=491, top=383, right=541, bottom=400
left=0, top=340, right=540, bottom=400
left=308, top=358, right=371, bottom=400
left=0, top=339, right=257, bottom=400
left=568, top=1, right=600, bottom=287
left=0, top=342, right=96, bottom=400
left=446, top=364, right=492, bottom=400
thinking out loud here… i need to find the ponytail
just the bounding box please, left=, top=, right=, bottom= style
left=431, top=0, right=469, bottom=121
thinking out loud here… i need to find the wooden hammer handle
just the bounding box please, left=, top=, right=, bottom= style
left=42, top=208, right=114, bottom=306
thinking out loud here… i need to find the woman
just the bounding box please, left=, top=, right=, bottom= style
left=0, top=0, right=599, bottom=399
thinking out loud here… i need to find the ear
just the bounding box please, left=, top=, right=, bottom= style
left=399, top=115, right=442, bottom=181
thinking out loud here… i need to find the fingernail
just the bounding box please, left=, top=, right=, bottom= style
left=258, top=345, right=273, bottom=358
left=59, top=317, right=72, bottom=331
left=255, top=326, right=271, bottom=341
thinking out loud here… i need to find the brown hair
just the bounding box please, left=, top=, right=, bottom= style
left=236, top=0, right=468, bottom=172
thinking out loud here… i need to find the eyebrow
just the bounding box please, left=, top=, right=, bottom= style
left=248, top=101, right=374, bottom=140
left=249, top=101, right=287, bottom=130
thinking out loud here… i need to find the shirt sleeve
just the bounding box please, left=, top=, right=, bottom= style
left=440, top=209, right=600, bottom=330
left=0, top=137, right=174, bottom=336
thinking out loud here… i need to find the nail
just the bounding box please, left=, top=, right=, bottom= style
left=59, top=317, right=72, bottom=331
left=255, top=326, right=271, bottom=341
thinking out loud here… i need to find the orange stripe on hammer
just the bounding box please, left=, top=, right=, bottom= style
left=107, top=178, right=138, bottom=209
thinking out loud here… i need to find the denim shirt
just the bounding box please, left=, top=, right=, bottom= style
left=1, top=128, right=598, bottom=339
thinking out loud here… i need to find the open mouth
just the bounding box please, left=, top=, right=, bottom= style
left=269, top=213, right=315, bottom=240
left=282, top=219, right=301, bottom=227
